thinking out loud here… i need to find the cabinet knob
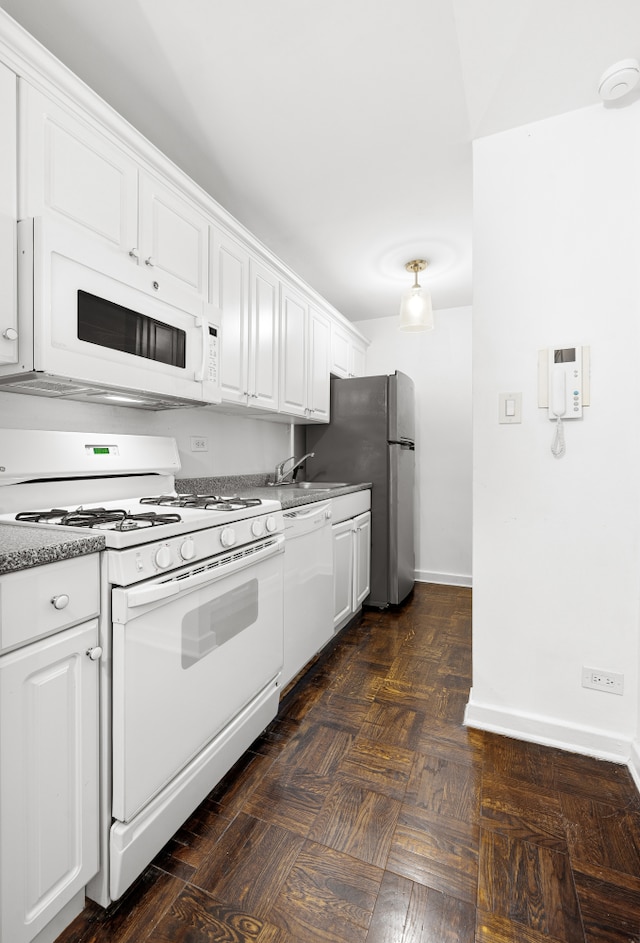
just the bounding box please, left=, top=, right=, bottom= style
left=50, top=594, right=69, bottom=610
left=128, top=247, right=140, bottom=260
left=2, top=328, right=17, bottom=341
left=86, top=646, right=103, bottom=661
left=145, top=256, right=155, bottom=267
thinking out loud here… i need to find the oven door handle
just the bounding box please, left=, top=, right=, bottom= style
left=125, top=581, right=182, bottom=608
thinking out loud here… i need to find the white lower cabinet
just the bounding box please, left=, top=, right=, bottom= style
left=0, top=556, right=100, bottom=943
left=0, top=619, right=100, bottom=943
left=331, top=497, right=371, bottom=633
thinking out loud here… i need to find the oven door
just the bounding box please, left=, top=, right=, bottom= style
left=110, top=536, right=284, bottom=823
left=13, top=217, right=220, bottom=405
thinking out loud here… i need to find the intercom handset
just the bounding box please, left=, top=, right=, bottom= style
left=537, top=345, right=589, bottom=459
left=549, top=347, right=583, bottom=419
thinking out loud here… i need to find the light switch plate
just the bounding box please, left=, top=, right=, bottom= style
left=498, top=392, right=522, bottom=424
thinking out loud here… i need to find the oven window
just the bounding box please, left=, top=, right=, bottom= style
left=77, top=290, right=186, bottom=368
left=181, top=579, right=259, bottom=668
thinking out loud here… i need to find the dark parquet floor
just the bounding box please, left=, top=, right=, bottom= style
left=55, top=583, right=640, bottom=942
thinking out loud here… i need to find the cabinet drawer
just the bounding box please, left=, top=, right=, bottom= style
left=0, top=554, right=100, bottom=653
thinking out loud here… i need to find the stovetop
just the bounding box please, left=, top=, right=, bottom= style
left=2, top=493, right=283, bottom=550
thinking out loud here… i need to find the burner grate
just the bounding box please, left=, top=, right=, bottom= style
left=15, top=507, right=183, bottom=530
left=140, top=493, right=263, bottom=511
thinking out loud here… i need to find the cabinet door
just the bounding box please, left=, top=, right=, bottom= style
left=19, top=80, right=138, bottom=256
left=350, top=340, right=367, bottom=378
left=138, top=171, right=208, bottom=297
left=279, top=283, right=307, bottom=417
left=307, top=306, right=330, bottom=422
left=0, top=63, right=17, bottom=366
left=249, top=259, right=279, bottom=411
left=211, top=228, right=250, bottom=404
left=353, top=511, right=372, bottom=609
left=332, top=520, right=354, bottom=631
left=0, top=621, right=99, bottom=943
left=330, top=323, right=351, bottom=378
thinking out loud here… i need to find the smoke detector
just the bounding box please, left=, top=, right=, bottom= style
left=598, top=58, right=640, bottom=101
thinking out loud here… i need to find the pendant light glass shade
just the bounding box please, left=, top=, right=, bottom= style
left=398, top=259, right=434, bottom=332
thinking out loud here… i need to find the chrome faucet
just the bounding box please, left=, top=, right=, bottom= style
left=271, top=452, right=315, bottom=485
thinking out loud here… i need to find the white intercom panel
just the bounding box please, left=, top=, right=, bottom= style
left=538, top=346, right=590, bottom=418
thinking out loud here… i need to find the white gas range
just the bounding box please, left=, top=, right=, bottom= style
left=0, top=429, right=285, bottom=906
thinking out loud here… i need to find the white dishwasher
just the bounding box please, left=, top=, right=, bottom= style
left=281, top=500, right=333, bottom=688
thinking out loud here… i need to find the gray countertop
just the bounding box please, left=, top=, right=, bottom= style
left=0, top=481, right=371, bottom=574
left=0, top=522, right=105, bottom=575
left=226, top=482, right=372, bottom=510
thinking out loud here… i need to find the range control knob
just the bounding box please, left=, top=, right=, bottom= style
left=180, top=537, right=196, bottom=561
left=251, top=519, right=265, bottom=538
left=220, top=527, right=236, bottom=548
left=154, top=544, right=172, bottom=569
left=265, top=515, right=277, bottom=533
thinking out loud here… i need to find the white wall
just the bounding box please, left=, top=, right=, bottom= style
left=468, top=98, right=640, bottom=769
left=354, top=307, right=472, bottom=586
left=0, top=391, right=290, bottom=478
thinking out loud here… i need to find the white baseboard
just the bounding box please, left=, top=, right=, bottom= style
left=629, top=739, right=640, bottom=792
left=464, top=688, right=632, bottom=766
left=416, top=570, right=472, bottom=588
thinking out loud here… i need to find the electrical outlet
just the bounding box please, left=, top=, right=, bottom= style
left=190, top=436, right=208, bottom=452
left=582, top=666, right=624, bottom=695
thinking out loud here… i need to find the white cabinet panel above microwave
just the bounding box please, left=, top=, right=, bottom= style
left=19, top=79, right=138, bottom=252
left=138, top=172, right=208, bottom=298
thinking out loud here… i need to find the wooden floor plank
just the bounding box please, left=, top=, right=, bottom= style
left=477, top=830, right=583, bottom=942
left=267, top=840, right=382, bottom=943
left=308, top=780, right=402, bottom=868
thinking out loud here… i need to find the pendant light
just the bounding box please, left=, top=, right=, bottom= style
left=398, top=259, right=434, bottom=332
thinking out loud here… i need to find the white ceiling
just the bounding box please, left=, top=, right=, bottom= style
left=1, top=0, right=639, bottom=322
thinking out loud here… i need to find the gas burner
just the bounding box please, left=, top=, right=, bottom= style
left=140, top=493, right=263, bottom=511
left=15, top=507, right=183, bottom=531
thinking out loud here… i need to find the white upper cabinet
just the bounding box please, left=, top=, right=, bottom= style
left=307, top=305, right=330, bottom=422
left=210, top=228, right=280, bottom=411
left=249, top=258, right=279, bottom=411
left=19, top=80, right=137, bottom=256
left=20, top=81, right=208, bottom=298
left=0, top=62, right=17, bottom=367
left=331, top=321, right=366, bottom=378
left=138, top=171, right=208, bottom=297
left=210, top=227, right=249, bottom=404
left=279, top=281, right=307, bottom=417
left=279, top=285, right=331, bottom=422
left=350, top=338, right=366, bottom=377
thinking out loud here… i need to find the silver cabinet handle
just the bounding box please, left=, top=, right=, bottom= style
left=128, top=248, right=140, bottom=260
left=86, top=646, right=103, bottom=661
left=51, top=594, right=69, bottom=610
left=145, top=256, right=155, bottom=267
left=3, top=328, right=17, bottom=341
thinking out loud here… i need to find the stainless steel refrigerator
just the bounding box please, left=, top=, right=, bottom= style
left=305, top=371, right=415, bottom=608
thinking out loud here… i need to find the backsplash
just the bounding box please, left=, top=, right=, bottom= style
left=175, top=474, right=273, bottom=494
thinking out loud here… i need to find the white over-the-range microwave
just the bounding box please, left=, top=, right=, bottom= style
left=0, top=217, right=221, bottom=409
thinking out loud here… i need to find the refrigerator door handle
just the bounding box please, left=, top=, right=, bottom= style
left=389, top=439, right=415, bottom=450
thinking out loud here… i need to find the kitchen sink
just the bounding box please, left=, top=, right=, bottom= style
left=291, top=481, right=349, bottom=490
